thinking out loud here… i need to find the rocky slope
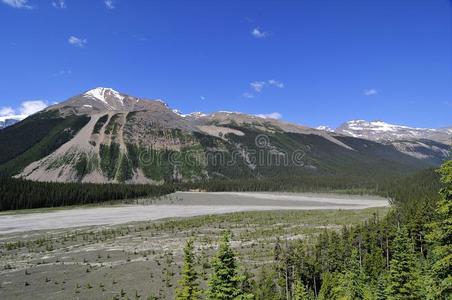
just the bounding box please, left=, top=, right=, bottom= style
left=0, top=88, right=449, bottom=184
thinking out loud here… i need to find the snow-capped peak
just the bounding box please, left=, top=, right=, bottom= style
left=344, top=119, right=430, bottom=132
left=188, top=112, right=207, bottom=118
left=84, top=87, right=125, bottom=106
left=316, top=125, right=334, bottom=132
left=336, top=119, right=451, bottom=143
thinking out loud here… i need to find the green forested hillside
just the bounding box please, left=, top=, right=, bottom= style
left=0, top=111, right=90, bottom=176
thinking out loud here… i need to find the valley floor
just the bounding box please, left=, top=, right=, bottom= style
left=0, top=192, right=389, bottom=300
left=0, top=192, right=388, bottom=234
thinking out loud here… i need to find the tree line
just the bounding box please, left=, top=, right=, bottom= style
left=0, top=176, right=175, bottom=211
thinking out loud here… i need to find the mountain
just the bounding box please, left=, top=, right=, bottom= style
left=335, top=120, right=451, bottom=164
left=0, top=88, right=449, bottom=184
left=336, top=120, right=452, bottom=144
left=0, top=115, right=27, bottom=129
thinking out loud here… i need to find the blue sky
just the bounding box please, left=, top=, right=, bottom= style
left=1, top=0, right=451, bottom=128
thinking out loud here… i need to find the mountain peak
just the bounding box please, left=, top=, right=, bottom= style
left=83, top=87, right=125, bottom=107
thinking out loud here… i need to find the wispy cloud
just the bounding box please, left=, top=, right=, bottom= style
left=52, top=0, right=65, bottom=8
left=132, top=34, right=147, bottom=42
left=251, top=28, right=268, bottom=39
left=0, top=106, right=15, bottom=116
left=256, top=112, right=282, bottom=120
left=268, top=79, right=284, bottom=88
left=68, top=36, right=87, bottom=48
left=250, top=81, right=266, bottom=93
left=20, top=100, right=47, bottom=115
left=104, top=0, right=114, bottom=9
left=246, top=79, right=284, bottom=97
left=200, top=96, right=206, bottom=100
left=364, top=88, right=379, bottom=96
left=242, top=92, right=254, bottom=99
left=2, top=0, right=32, bottom=9
left=0, top=100, right=48, bottom=119
left=54, top=69, right=72, bottom=76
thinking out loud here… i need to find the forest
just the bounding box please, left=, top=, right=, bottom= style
left=0, top=176, right=175, bottom=211
left=172, top=161, right=451, bottom=300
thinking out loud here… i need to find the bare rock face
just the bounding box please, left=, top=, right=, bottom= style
left=1, top=87, right=449, bottom=184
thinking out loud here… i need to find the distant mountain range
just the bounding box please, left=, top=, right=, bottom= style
left=0, top=87, right=449, bottom=184
left=335, top=120, right=451, bottom=144
left=0, top=115, right=26, bottom=129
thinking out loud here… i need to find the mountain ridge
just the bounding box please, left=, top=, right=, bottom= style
left=0, top=87, right=449, bottom=184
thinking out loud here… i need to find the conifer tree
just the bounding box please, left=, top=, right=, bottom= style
left=207, top=233, right=254, bottom=300
left=386, top=226, right=422, bottom=299
left=293, top=280, right=308, bottom=300
left=427, top=160, right=452, bottom=298
left=317, top=272, right=335, bottom=300
left=175, top=239, right=201, bottom=300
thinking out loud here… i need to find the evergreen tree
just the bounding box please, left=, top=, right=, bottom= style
left=254, top=266, right=279, bottom=300
left=336, top=248, right=366, bottom=299
left=207, top=233, right=254, bottom=300
left=386, top=226, right=422, bottom=299
left=175, top=239, right=201, bottom=300
left=293, top=280, right=308, bottom=300
left=317, top=272, right=335, bottom=300
left=427, top=160, right=452, bottom=298
left=375, top=274, right=387, bottom=300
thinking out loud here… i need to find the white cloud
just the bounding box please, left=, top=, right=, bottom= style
left=2, top=0, right=32, bottom=9
left=256, top=112, right=282, bottom=120
left=0, top=106, right=15, bottom=116
left=68, top=36, right=87, bottom=48
left=104, top=0, right=114, bottom=9
left=250, top=81, right=266, bottom=92
left=247, top=79, right=284, bottom=95
left=364, top=88, right=378, bottom=96
left=52, top=0, right=65, bottom=8
left=55, top=69, right=72, bottom=76
left=0, top=100, right=47, bottom=122
left=268, top=79, right=284, bottom=88
left=19, top=100, right=47, bottom=115
left=251, top=28, right=268, bottom=39
left=200, top=96, right=206, bottom=100
left=242, top=92, right=254, bottom=99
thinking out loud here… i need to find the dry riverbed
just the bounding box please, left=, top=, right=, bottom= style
left=0, top=192, right=388, bottom=234
left=0, top=192, right=389, bottom=299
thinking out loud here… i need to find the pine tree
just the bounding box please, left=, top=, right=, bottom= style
left=207, top=233, right=253, bottom=300
left=293, top=280, right=308, bottom=300
left=175, top=239, right=201, bottom=300
left=427, top=160, right=452, bottom=298
left=375, top=274, right=387, bottom=300
left=386, top=226, right=422, bottom=299
left=317, top=272, right=335, bottom=300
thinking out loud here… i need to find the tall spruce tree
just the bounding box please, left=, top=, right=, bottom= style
left=175, top=239, right=201, bottom=300
left=207, top=233, right=253, bottom=300
left=427, top=160, right=452, bottom=298
left=386, top=226, right=422, bottom=299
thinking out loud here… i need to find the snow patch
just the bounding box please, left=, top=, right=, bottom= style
left=316, top=126, right=334, bottom=132
left=84, top=87, right=125, bottom=108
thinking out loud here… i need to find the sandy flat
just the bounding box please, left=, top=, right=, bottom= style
left=0, top=192, right=388, bottom=234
